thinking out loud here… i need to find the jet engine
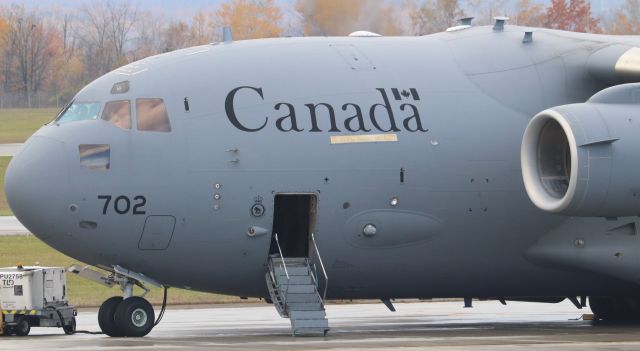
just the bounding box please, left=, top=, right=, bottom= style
left=521, top=83, right=640, bottom=217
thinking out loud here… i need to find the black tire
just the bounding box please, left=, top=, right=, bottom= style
left=2, top=326, right=15, bottom=336
left=63, top=317, right=76, bottom=335
left=590, top=296, right=640, bottom=322
left=114, top=297, right=155, bottom=337
left=14, top=316, right=30, bottom=336
left=98, top=296, right=124, bottom=337
left=590, top=296, right=615, bottom=320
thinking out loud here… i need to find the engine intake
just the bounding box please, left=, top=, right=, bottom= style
left=521, top=83, right=640, bottom=217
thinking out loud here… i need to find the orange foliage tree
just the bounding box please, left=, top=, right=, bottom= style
left=2, top=5, right=62, bottom=107
left=216, top=0, right=283, bottom=40
left=0, top=16, right=9, bottom=105
left=545, top=0, right=600, bottom=33
left=411, top=0, right=464, bottom=35
left=296, top=0, right=403, bottom=36
left=605, top=0, right=640, bottom=34
left=514, top=0, right=546, bottom=27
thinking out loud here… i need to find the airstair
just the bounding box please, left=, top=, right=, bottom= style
left=266, top=234, right=329, bottom=336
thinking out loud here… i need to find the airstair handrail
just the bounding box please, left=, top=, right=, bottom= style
left=311, top=233, right=328, bottom=301
left=274, top=233, right=290, bottom=280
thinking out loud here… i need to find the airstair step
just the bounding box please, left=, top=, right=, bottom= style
left=287, top=302, right=324, bottom=311
left=285, top=293, right=322, bottom=303
left=277, top=275, right=313, bottom=285
left=292, top=327, right=329, bottom=336
left=273, top=266, right=310, bottom=276
left=286, top=285, right=316, bottom=294
left=292, top=318, right=329, bottom=329
left=289, top=310, right=326, bottom=320
left=282, top=257, right=308, bottom=264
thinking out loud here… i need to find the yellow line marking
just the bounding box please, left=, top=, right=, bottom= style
left=330, top=134, right=398, bottom=145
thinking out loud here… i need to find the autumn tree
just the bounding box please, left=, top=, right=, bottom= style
left=47, top=10, right=86, bottom=107
left=545, top=0, right=600, bottom=33
left=216, top=0, right=283, bottom=40
left=77, top=0, right=138, bottom=78
left=569, top=0, right=600, bottom=32
left=0, top=15, right=9, bottom=107
left=189, top=10, right=217, bottom=44
left=295, top=0, right=403, bottom=36
left=466, top=0, right=508, bottom=25
left=107, top=0, right=138, bottom=65
left=604, top=0, right=640, bottom=34
left=162, top=20, right=191, bottom=52
left=513, top=0, right=546, bottom=27
left=411, top=0, right=464, bottom=35
left=2, top=5, right=60, bottom=107
left=132, top=10, right=169, bottom=59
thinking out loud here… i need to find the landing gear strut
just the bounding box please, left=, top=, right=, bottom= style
left=69, top=264, right=168, bottom=337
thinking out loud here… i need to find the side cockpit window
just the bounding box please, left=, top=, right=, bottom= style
left=137, top=98, right=171, bottom=132
left=56, top=101, right=101, bottom=124
left=79, top=144, right=110, bottom=171
left=102, top=100, right=131, bottom=130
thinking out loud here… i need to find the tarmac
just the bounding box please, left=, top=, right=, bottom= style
left=3, top=300, right=640, bottom=350
left=0, top=143, right=26, bottom=236
left=0, top=216, right=29, bottom=236
left=0, top=143, right=22, bottom=157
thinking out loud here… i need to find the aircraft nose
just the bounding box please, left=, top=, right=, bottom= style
left=5, top=136, right=69, bottom=239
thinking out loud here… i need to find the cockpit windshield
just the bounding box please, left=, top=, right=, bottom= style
left=55, top=101, right=101, bottom=124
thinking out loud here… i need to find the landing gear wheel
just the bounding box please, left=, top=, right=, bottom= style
left=589, top=296, right=615, bottom=321
left=114, top=297, right=155, bottom=337
left=98, top=296, right=124, bottom=337
left=590, top=296, right=640, bottom=322
left=63, top=317, right=77, bottom=335
left=2, top=326, right=15, bottom=336
left=15, top=316, right=30, bottom=336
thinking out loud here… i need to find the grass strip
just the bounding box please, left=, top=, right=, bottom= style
left=0, top=157, right=11, bottom=216
left=0, top=236, right=255, bottom=307
left=0, top=108, right=58, bottom=143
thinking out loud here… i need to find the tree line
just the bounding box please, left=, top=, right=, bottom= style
left=0, top=0, right=639, bottom=109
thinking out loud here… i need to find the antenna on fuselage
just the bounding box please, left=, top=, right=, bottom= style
left=493, top=16, right=509, bottom=31
left=459, top=17, right=474, bottom=26
left=223, top=26, right=233, bottom=44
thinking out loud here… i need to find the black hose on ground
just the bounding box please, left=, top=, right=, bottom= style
left=74, top=330, right=104, bottom=335
left=154, top=286, right=168, bottom=327
left=48, top=306, right=103, bottom=335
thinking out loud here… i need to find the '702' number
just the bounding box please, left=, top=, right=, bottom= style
left=98, top=195, right=147, bottom=215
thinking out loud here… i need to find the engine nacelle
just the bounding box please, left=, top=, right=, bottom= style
left=521, top=83, right=640, bottom=217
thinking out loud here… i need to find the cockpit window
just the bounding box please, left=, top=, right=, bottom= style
left=56, top=101, right=101, bottom=124
left=137, top=98, right=172, bottom=132
left=102, top=100, right=131, bottom=130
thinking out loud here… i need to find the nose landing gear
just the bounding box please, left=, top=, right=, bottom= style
left=69, top=264, right=168, bottom=337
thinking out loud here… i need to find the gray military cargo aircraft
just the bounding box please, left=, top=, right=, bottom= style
left=4, top=19, right=640, bottom=337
